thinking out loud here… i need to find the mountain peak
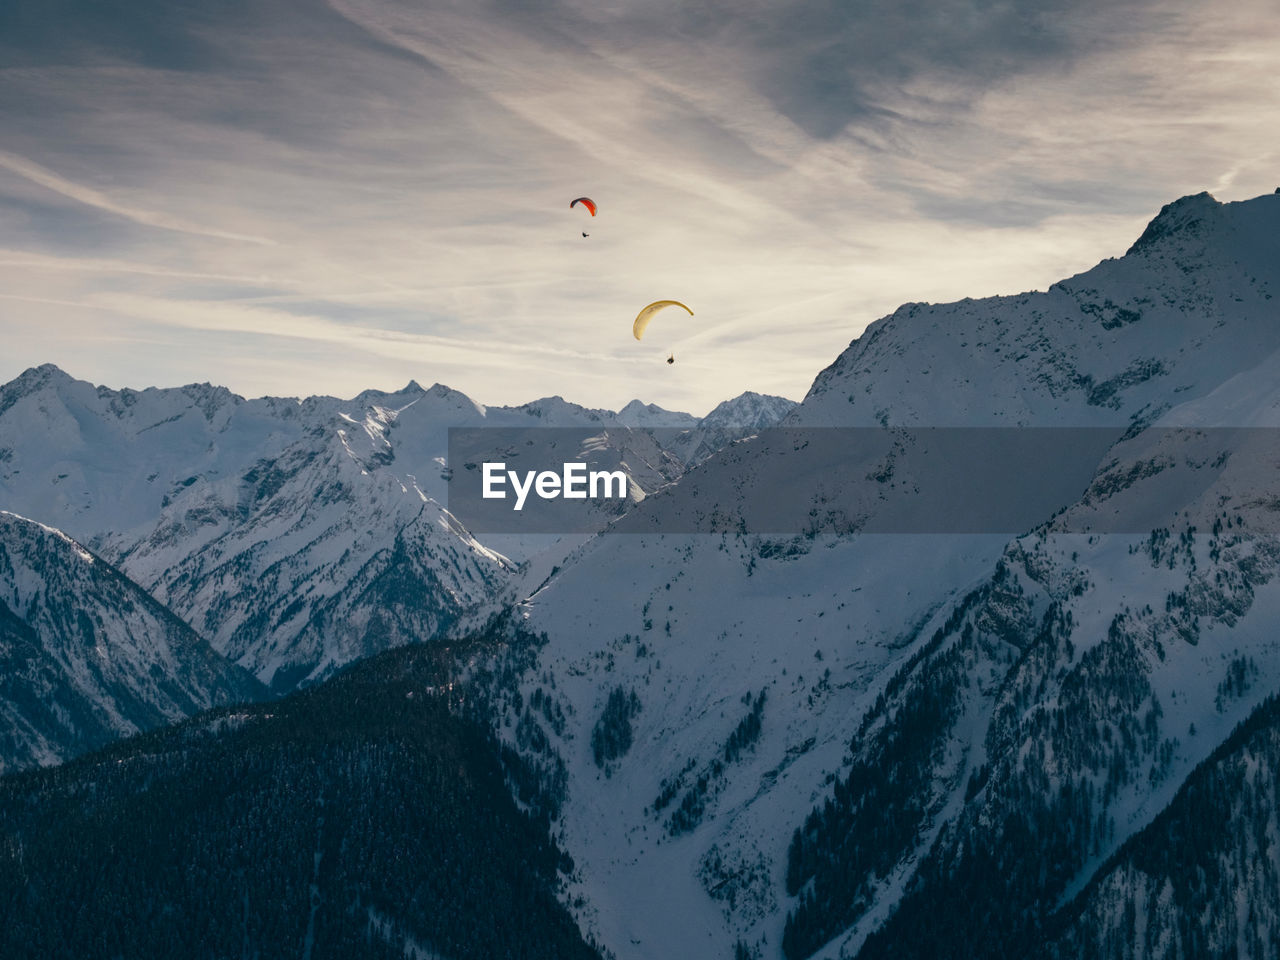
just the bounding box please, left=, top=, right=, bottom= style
left=615, top=399, right=698, bottom=428
left=516, top=395, right=603, bottom=422
left=700, top=391, right=798, bottom=428
left=421, top=382, right=486, bottom=416
left=0, top=363, right=76, bottom=417
left=11, top=363, right=72, bottom=390
left=1126, top=190, right=1222, bottom=255
left=425, top=382, right=464, bottom=399
left=617, top=398, right=680, bottom=417
left=351, top=380, right=430, bottom=405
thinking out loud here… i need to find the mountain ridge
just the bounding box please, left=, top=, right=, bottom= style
left=490, top=189, right=1280, bottom=959
left=0, top=510, right=265, bottom=774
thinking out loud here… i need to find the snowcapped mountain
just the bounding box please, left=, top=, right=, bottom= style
left=486, top=190, right=1280, bottom=959
left=832, top=359, right=1280, bottom=960
left=0, top=369, right=519, bottom=688
left=0, top=367, right=693, bottom=554
left=0, top=511, right=263, bottom=774
left=799, top=191, right=1279, bottom=428
left=616, top=399, right=700, bottom=429
left=665, top=391, right=799, bottom=466
left=0, top=364, right=310, bottom=549
left=702, top=392, right=799, bottom=430
left=115, top=433, right=515, bottom=691
left=0, top=365, right=759, bottom=689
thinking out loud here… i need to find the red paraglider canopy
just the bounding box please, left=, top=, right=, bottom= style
left=570, top=197, right=597, bottom=216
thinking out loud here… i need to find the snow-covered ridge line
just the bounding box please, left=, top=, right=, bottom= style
left=0, top=509, right=94, bottom=563
left=0, top=356, right=796, bottom=693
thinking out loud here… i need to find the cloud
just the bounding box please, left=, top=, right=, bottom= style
left=0, top=150, right=276, bottom=245
left=84, top=290, right=637, bottom=368
left=0, top=249, right=275, bottom=283
left=0, top=0, right=1278, bottom=412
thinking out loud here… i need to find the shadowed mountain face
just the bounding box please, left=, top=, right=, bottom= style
left=0, top=511, right=264, bottom=775
left=481, top=191, right=1280, bottom=959
left=0, top=639, right=602, bottom=960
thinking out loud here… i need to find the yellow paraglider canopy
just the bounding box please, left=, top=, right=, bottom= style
left=633, top=300, right=693, bottom=340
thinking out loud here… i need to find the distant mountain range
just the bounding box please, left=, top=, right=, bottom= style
left=0, top=367, right=795, bottom=739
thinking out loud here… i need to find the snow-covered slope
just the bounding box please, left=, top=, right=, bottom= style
left=0, top=365, right=309, bottom=549
left=0, top=511, right=263, bottom=773
left=800, top=192, right=1280, bottom=428
left=490, top=190, right=1280, bottom=960
left=115, top=430, right=516, bottom=691
left=0, top=372, right=521, bottom=688
left=829, top=436, right=1280, bottom=960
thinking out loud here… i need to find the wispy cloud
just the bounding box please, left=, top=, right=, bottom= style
left=0, top=150, right=276, bottom=245
left=1, top=0, right=1278, bottom=411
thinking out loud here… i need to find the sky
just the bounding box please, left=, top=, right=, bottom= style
left=1, top=0, right=1278, bottom=414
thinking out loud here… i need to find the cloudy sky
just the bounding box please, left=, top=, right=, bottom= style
left=1, top=0, right=1277, bottom=412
